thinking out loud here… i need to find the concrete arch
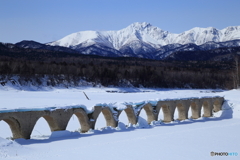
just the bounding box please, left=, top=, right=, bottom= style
left=42, top=115, right=61, bottom=132
left=1, top=117, right=22, bottom=139
left=161, top=105, right=172, bottom=122
left=190, top=99, right=202, bottom=119
left=117, top=109, right=129, bottom=126
left=30, top=117, right=53, bottom=137
left=101, top=107, right=118, bottom=128
left=123, top=106, right=137, bottom=125
left=213, top=97, right=224, bottom=112
left=28, top=114, right=65, bottom=139
left=176, top=100, right=190, bottom=121
left=73, top=108, right=91, bottom=133
left=41, top=109, right=73, bottom=132
left=202, top=99, right=213, bottom=117
left=158, top=101, right=176, bottom=122
left=190, top=102, right=200, bottom=119
left=0, top=112, right=43, bottom=139
left=140, top=103, right=157, bottom=124
left=0, top=120, right=12, bottom=138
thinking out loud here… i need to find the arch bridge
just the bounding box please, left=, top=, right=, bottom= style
left=0, top=97, right=224, bottom=139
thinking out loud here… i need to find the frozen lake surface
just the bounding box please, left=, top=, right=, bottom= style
left=0, top=87, right=239, bottom=160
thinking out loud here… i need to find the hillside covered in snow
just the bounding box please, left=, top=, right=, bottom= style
left=45, top=22, right=240, bottom=59
left=48, top=22, right=240, bottom=49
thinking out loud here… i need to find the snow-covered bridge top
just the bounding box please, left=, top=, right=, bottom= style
left=0, top=96, right=223, bottom=113
left=0, top=96, right=224, bottom=139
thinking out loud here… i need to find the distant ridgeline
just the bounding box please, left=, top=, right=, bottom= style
left=0, top=42, right=239, bottom=89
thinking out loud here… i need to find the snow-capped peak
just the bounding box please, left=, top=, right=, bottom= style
left=47, top=23, right=240, bottom=53
left=127, top=22, right=152, bottom=30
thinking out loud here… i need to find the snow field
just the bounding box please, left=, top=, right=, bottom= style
left=0, top=87, right=239, bottom=160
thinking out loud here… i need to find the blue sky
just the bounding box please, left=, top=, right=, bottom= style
left=1, top=0, right=240, bottom=43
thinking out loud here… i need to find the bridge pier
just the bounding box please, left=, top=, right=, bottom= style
left=176, top=100, right=191, bottom=121
left=43, top=109, right=73, bottom=132
left=202, top=98, right=213, bottom=117
left=142, top=103, right=158, bottom=124
left=102, top=107, right=120, bottom=128
left=123, top=105, right=138, bottom=125
left=88, top=106, right=102, bottom=130
left=190, top=99, right=202, bottom=119
left=213, top=97, right=224, bottom=112
left=2, top=117, right=25, bottom=139
left=73, top=108, right=91, bottom=133
left=158, top=101, right=176, bottom=122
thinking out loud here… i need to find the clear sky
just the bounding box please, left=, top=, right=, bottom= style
left=1, top=0, right=240, bottom=43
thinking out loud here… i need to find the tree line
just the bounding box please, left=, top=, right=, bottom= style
left=0, top=43, right=239, bottom=89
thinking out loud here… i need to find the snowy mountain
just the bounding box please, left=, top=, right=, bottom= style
left=11, top=23, right=239, bottom=60
left=154, top=40, right=240, bottom=59
left=47, top=22, right=240, bottom=48
left=47, top=22, right=240, bottom=59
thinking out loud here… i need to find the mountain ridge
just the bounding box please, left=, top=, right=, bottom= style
left=45, top=22, right=240, bottom=59
left=13, top=22, right=240, bottom=60
left=47, top=22, right=240, bottom=48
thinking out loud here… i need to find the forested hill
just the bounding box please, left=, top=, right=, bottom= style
left=0, top=42, right=239, bottom=89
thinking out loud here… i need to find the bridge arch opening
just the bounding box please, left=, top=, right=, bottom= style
left=137, top=108, right=150, bottom=127
left=31, top=117, right=52, bottom=139
left=66, top=114, right=81, bottom=132
left=42, top=115, right=60, bottom=132
left=156, top=106, right=163, bottom=121
left=94, top=112, right=108, bottom=130
left=94, top=107, right=117, bottom=130
left=118, top=110, right=129, bottom=127
left=0, top=120, right=15, bottom=139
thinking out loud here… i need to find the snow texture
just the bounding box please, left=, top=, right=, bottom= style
left=0, top=87, right=239, bottom=160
